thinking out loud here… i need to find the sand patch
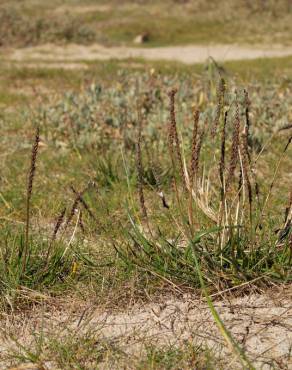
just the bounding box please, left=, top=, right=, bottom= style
left=54, top=5, right=112, bottom=14
left=1, top=285, right=291, bottom=369
left=4, top=61, right=88, bottom=70
left=7, top=43, right=292, bottom=66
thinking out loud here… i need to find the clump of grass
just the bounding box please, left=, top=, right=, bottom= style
left=0, top=224, right=88, bottom=310
left=118, top=81, right=291, bottom=295
left=114, top=81, right=291, bottom=368
left=140, top=343, right=216, bottom=370
left=0, top=131, right=96, bottom=310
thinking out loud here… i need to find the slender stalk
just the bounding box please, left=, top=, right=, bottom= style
left=212, top=78, right=225, bottom=138
left=168, top=89, right=186, bottom=189
left=192, top=128, right=204, bottom=184
left=218, top=110, right=228, bottom=248
left=51, top=207, right=67, bottom=243
left=70, top=185, right=96, bottom=221
left=219, top=110, right=228, bottom=202
left=63, top=184, right=90, bottom=232
left=189, top=239, right=255, bottom=370
left=190, top=108, right=200, bottom=186
left=284, top=188, right=292, bottom=225
left=241, top=123, right=253, bottom=224
left=189, top=108, right=199, bottom=231
left=23, top=127, right=40, bottom=274
left=136, top=110, right=148, bottom=220
left=45, top=206, right=67, bottom=266
left=226, top=98, right=241, bottom=192
left=78, top=209, right=85, bottom=234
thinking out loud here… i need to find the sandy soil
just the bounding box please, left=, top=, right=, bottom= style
left=4, top=61, right=89, bottom=70
left=5, top=43, right=292, bottom=69
left=54, top=5, right=111, bottom=14
left=1, top=285, right=291, bottom=369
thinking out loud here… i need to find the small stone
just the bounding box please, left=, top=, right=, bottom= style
left=133, top=32, right=149, bottom=44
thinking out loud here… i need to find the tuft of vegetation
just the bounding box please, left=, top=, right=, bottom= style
left=114, top=82, right=291, bottom=295
left=0, top=7, right=95, bottom=47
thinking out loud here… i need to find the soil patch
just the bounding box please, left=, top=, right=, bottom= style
left=1, top=285, right=291, bottom=369
left=7, top=43, right=292, bottom=66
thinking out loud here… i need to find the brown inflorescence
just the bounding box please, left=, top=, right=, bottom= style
left=226, top=98, right=241, bottom=191
left=51, top=207, right=67, bottom=242
left=168, top=89, right=186, bottom=189
left=136, top=116, right=148, bottom=220
left=211, top=78, right=225, bottom=138
left=190, top=108, right=200, bottom=185
left=23, top=127, right=40, bottom=273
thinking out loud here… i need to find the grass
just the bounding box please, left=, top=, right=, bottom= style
left=4, top=328, right=217, bottom=369
left=0, top=56, right=291, bottom=368
left=0, top=57, right=291, bottom=303
left=0, top=0, right=291, bottom=47
left=0, top=55, right=291, bottom=109
left=139, top=345, right=215, bottom=370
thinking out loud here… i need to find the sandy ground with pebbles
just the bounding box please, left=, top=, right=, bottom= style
left=1, top=285, right=291, bottom=369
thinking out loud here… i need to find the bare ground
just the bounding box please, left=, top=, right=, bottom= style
left=3, top=43, right=292, bottom=69
left=53, top=5, right=112, bottom=14
left=1, top=285, right=291, bottom=369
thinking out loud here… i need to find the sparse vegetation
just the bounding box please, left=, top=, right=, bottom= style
left=0, top=7, right=95, bottom=47
left=0, top=0, right=291, bottom=47
left=0, top=57, right=291, bottom=368
left=0, top=1, right=291, bottom=368
left=4, top=324, right=218, bottom=370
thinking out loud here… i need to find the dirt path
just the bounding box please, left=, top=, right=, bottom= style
left=5, top=43, right=292, bottom=68
left=1, top=286, right=291, bottom=369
